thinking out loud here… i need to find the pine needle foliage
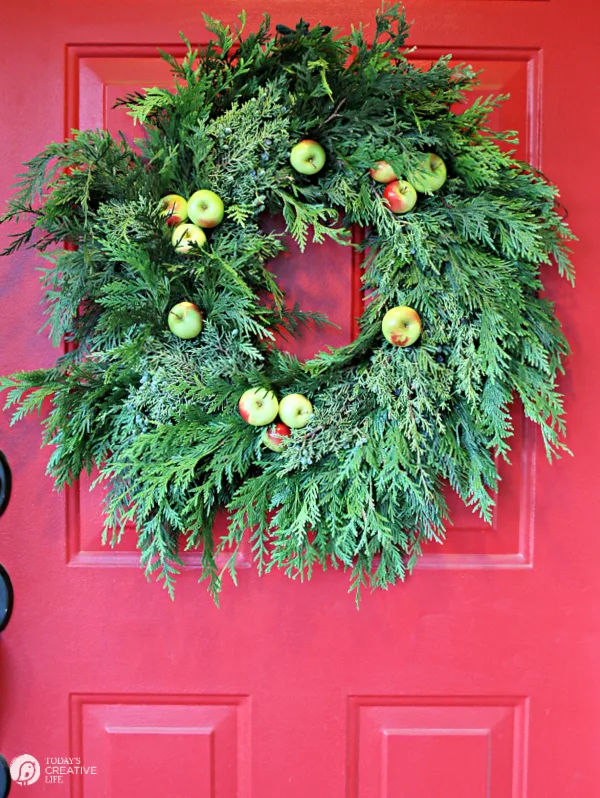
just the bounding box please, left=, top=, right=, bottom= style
left=0, top=4, right=574, bottom=601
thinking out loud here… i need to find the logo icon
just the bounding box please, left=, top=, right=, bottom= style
left=10, top=755, right=40, bottom=787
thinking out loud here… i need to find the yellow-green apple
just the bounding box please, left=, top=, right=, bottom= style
left=278, top=393, right=313, bottom=428
left=187, top=190, right=225, bottom=228
left=370, top=160, right=397, bottom=183
left=382, top=306, right=422, bottom=347
left=383, top=180, right=417, bottom=214
left=261, top=422, right=292, bottom=452
left=160, top=194, right=188, bottom=226
left=289, top=140, right=326, bottom=175
left=408, top=153, right=447, bottom=192
left=168, top=302, right=203, bottom=339
left=171, top=223, right=207, bottom=254
left=239, top=388, right=279, bottom=426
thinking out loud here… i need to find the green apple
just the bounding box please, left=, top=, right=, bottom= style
left=187, top=190, right=225, bottom=228
left=408, top=153, right=447, bottom=193
left=261, top=422, right=292, bottom=452
left=160, top=194, right=188, bottom=226
left=383, top=180, right=417, bottom=214
left=171, top=223, right=207, bottom=254
left=278, top=393, right=313, bottom=428
left=370, top=160, right=397, bottom=183
left=168, top=302, right=203, bottom=339
left=239, top=388, right=279, bottom=426
left=382, top=306, right=422, bottom=347
left=289, top=140, right=326, bottom=175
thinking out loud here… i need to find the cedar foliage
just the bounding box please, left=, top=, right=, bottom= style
left=0, top=5, right=574, bottom=600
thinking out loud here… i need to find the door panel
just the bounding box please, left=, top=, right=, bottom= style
left=72, top=695, right=251, bottom=798
left=348, top=697, right=527, bottom=798
left=1, top=1, right=599, bottom=796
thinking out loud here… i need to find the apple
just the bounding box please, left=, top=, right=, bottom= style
left=370, top=160, right=397, bottom=183
left=382, top=306, right=422, bottom=347
left=408, top=153, right=447, bottom=193
left=383, top=180, right=417, bottom=214
left=261, top=422, right=292, bottom=452
left=187, top=190, right=225, bottom=228
left=168, top=301, right=203, bottom=339
left=278, top=393, right=313, bottom=429
left=239, top=388, right=279, bottom=426
left=171, top=223, right=207, bottom=254
left=289, top=140, right=326, bottom=175
left=160, top=194, right=188, bottom=226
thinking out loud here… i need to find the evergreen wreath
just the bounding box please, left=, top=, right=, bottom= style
left=0, top=5, right=574, bottom=601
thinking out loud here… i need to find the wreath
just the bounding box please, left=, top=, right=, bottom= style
left=0, top=5, right=574, bottom=601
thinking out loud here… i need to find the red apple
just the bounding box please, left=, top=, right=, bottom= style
left=160, top=194, right=188, bottom=226
left=261, top=422, right=292, bottom=452
left=383, top=180, right=417, bottom=214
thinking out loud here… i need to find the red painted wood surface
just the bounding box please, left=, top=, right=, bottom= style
left=1, top=1, right=599, bottom=795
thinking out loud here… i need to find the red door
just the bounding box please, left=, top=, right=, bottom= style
left=1, top=1, right=599, bottom=796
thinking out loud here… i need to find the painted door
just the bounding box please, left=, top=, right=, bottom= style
left=0, top=0, right=598, bottom=796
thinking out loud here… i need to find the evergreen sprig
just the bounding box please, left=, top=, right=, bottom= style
left=0, top=4, right=574, bottom=601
